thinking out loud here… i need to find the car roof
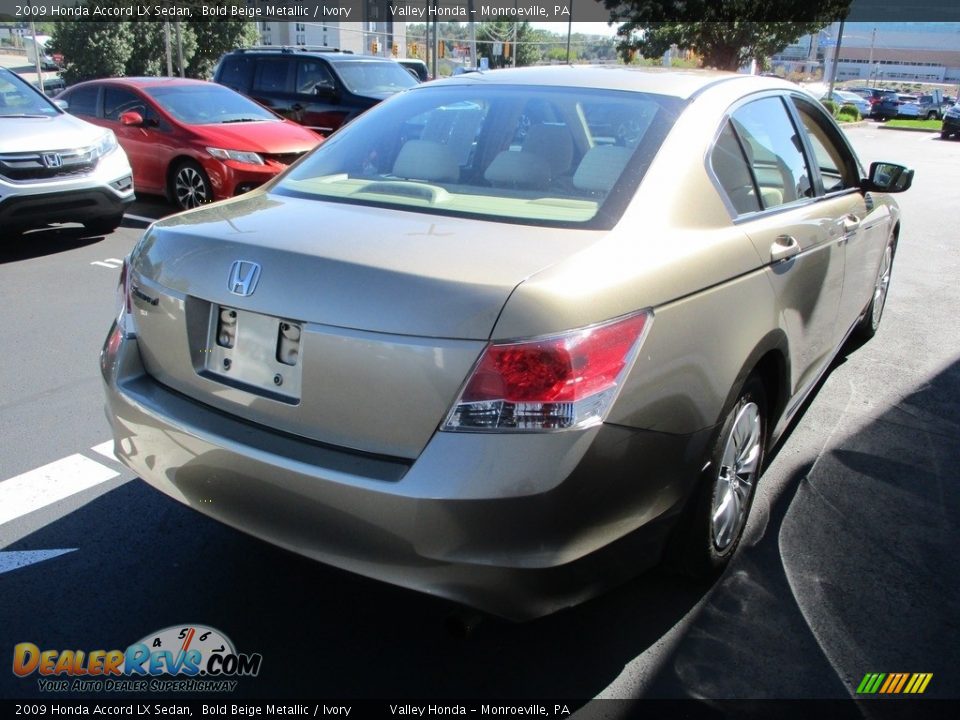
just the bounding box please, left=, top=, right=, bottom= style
left=68, top=77, right=216, bottom=89
left=227, top=48, right=392, bottom=64
left=427, top=65, right=790, bottom=101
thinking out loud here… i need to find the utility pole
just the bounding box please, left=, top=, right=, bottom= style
left=468, top=0, right=477, bottom=70
left=867, top=27, right=877, bottom=87
left=828, top=18, right=845, bottom=98
left=164, top=22, right=173, bottom=77
left=174, top=22, right=185, bottom=78
left=29, top=20, right=43, bottom=95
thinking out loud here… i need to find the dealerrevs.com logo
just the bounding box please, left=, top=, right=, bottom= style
left=13, top=624, right=262, bottom=693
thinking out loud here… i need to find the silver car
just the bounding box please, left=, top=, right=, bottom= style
left=102, top=67, right=912, bottom=620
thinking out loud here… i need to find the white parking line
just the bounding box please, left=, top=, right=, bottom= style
left=90, top=440, right=118, bottom=462
left=0, top=453, right=119, bottom=527
left=90, top=258, right=123, bottom=269
left=0, top=549, right=76, bottom=575
left=123, top=213, right=159, bottom=225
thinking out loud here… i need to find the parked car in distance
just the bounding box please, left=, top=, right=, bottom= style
left=103, top=67, right=912, bottom=621
left=848, top=87, right=899, bottom=118
left=0, top=67, right=133, bottom=237
left=57, top=77, right=322, bottom=210
left=213, top=46, right=419, bottom=136
left=915, top=94, right=945, bottom=120
left=397, top=58, right=429, bottom=82
left=821, top=89, right=870, bottom=117
left=941, top=101, right=960, bottom=139
left=872, top=93, right=918, bottom=121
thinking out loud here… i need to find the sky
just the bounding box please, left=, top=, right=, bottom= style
left=530, top=22, right=619, bottom=37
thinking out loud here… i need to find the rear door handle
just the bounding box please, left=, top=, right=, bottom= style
left=770, top=235, right=801, bottom=263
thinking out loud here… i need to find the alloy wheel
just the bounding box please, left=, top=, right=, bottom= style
left=871, top=243, right=893, bottom=330
left=174, top=166, right=209, bottom=209
left=711, top=401, right=762, bottom=551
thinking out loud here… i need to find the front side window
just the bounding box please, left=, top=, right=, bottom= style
left=729, top=96, right=814, bottom=209
left=792, top=98, right=860, bottom=193
left=275, top=85, right=682, bottom=227
left=296, top=60, right=335, bottom=95
left=62, top=85, right=99, bottom=118
left=104, top=87, right=146, bottom=121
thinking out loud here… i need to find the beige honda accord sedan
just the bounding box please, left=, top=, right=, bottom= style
left=101, top=66, right=912, bottom=620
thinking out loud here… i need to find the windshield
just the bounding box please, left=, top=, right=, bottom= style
left=0, top=71, right=59, bottom=118
left=333, top=61, right=419, bottom=96
left=275, top=84, right=682, bottom=227
left=143, top=84, right=279, bottom=125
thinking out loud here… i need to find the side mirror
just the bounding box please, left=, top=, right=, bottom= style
left=861, top=162, right=914, bottom=193
left=313, top=81, right=337, bottom=97
left=119, top=110, right=144, bottom=127
left=53, top=98, right=68, bottom=111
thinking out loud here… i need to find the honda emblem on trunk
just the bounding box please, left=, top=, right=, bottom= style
left=228, top=261, right=261, bottom=297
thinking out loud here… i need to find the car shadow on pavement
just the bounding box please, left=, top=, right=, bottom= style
left=0, top=226, right=110, bottom=263
left=638, top=356, right=960, bottom=699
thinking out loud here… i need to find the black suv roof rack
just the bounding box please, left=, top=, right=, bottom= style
left=231, top=46, right=353, bottom=55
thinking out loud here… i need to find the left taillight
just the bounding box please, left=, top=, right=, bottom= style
left=442, top=310, right=652, bottom=433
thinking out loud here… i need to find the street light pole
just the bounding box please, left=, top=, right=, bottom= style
left=828, top=18, right=845, bottom=98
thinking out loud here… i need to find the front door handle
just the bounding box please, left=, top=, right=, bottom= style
left=843, top=214, right=861, bottom=234
left=770, top=235, right=801, bottom=263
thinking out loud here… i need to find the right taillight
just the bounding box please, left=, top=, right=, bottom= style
left=115, top=256, right=133, bottom=336
left=442, top=310, right=652, bottom=433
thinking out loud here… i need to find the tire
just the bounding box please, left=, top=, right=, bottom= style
left=83, top=214, right=123, bottom=236
left=169, top=160, right=212, bottom=210
left=852, top=234, right=895, bottom=343
left=926, top=111, right=937, bottom=120
left=671, top=375, right=767, bottom=578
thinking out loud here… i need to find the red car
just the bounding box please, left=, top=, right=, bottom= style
left=58, top=77, right=322, bottom=209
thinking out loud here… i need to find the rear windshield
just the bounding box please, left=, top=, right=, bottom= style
left=275, top=84, right=682, bottom=228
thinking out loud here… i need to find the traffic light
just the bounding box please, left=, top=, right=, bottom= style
left=371, top=39, right=379, bottom=54
left=504, top=43, right=511, bottom=59
left=439, top=42, right=445, bottom=59
left=392, top=44, right=398, bottom=57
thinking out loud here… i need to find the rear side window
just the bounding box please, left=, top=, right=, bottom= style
left=217, top=56, right=254, bottom=92
left=65, top=85, right=98, bottom=117
left=253, top=59, right=293, bottom=94
left=728, top=97, right=814, bottom=209
left=710, top=122, right=761, bottom=215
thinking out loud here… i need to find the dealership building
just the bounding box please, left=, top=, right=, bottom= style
left=772, top=22, right=960, bottom=85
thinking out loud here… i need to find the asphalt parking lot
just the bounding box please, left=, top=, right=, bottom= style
left=0, top=118, right=957, bottom=709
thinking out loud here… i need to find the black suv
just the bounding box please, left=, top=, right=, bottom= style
left=213, top=47, right=419, bottom=136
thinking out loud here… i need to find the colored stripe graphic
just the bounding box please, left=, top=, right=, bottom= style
left=857, top=672, right=932, bottom=694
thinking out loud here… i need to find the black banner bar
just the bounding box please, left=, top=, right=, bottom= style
left=0, top=1, right=959, bottom=24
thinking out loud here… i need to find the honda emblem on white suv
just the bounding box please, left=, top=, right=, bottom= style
left=228, top=261, right=261, bottom=296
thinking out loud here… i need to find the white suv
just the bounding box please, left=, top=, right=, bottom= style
left=0, top=67, right=134, bottom=236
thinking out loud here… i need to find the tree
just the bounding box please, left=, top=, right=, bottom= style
left=49, top=22, right=133, bottom=85
left=49, top=1, right=254, bottom=82
left=603, top=0, right=852, bottom=70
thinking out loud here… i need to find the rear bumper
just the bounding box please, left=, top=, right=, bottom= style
left=101, top=323, right=712, bottom=620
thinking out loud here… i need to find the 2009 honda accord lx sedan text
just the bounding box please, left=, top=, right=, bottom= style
left=101, top=67, right=913, bottom=620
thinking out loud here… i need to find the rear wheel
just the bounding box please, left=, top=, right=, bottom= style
left=672, top=375, right=767, bottom=578
left=170, top=160, right=212, bottom=210
left=853, top=234, right=895, bottom=343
